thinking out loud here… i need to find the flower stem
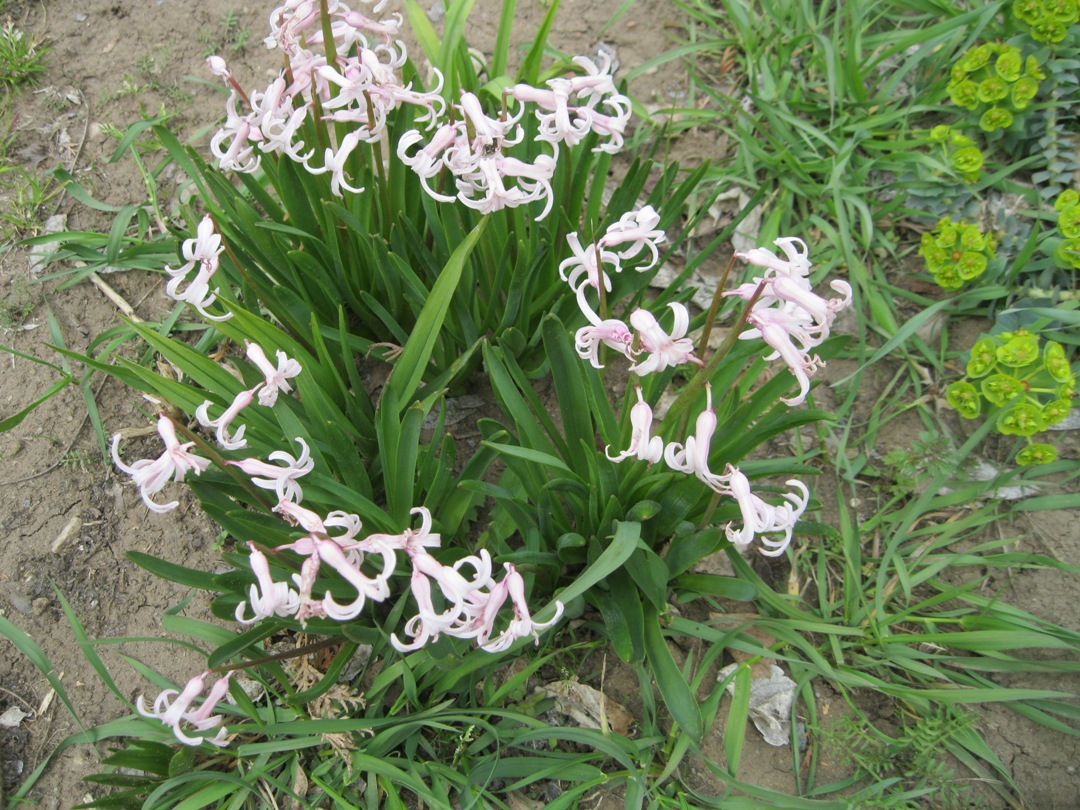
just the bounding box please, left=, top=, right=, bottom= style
left=663, top=279, right=768, bottom=434
left=210, top=635, right=345, bottom=674
left=170, top=417, right=277, bottom=513
left=696, top=252, right=737, bottom=359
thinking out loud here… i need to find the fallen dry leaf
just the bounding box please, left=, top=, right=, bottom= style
left=534, top=680, right=634, bottom=736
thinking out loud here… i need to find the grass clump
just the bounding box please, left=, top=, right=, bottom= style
left=0, top=19, right=47, bottom=88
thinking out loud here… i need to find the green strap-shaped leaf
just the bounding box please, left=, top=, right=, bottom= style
left=384, top=219, right=487, bottom=413
left=546, top=520, right=640, bottom=618
left=128, top=551, right=221, bottom=591
left=0, top=374, right=72, bottom=431
left=723, top=663, right=752, bottom=774
left=644, top=606, right=704, bottom=741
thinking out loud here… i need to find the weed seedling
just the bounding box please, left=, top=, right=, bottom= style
left=0, top=20, right=48, bottom=88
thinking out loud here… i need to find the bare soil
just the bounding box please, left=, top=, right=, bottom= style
left=0, top=1, right=1077, bottom=808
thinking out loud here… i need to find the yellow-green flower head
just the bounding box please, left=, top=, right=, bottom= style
left=958, top=44, right=992, bottom=73
left=1055, top=189, right=1080, bottom=211
left=997, top=330, right=1040, bottom=367
left=1017, top=443, right=1058, bottom=465
left=946, top=381, right=981, bottom=419
left=982, top=372, right=1025, bottom=405
left=1014, top=0, right=1042, bottom=24
left=1045, top=0, right=1080, bottom=24
left=1043, top=398, right=1073, bottom=425
left=929, top=124, right=953, bottom=143
left=997, top=402, right=1046, bottom=436
left=952, top=145, right=985, bottom=177
left=1059, top=205, right=1080, bottom=239
left=1025, top=54, right=1047, bottom=80
left=976, top=76, right=1008, bottom=104
left=1012, top=77, right=1039, bottom=109
left=1044, top=340, right=1074, bottom=383
left=967, top=337, right=998, bottom=378
left=1053, top=238, right=1080, bottom=270
left=980, top=106, right=1014, bottom=132
left=948, top=79, right=980, bottom=110
left=1033, top=19, right=1069, bottom=42
left=958, top=252, right=989, bottom=280
left=996, top=49, right=1023, bottom=80
left=920, top=218, right=995, bottom=289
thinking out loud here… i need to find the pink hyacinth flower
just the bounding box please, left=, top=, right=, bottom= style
left=230, top=437, right=314, bottom=504
left=196, top=388, right=257, bottom=451
left=599, top=205, right=665, bottom=270
left=474, top=564, right=564, bottom=653
left=607, top=387, right=665, bottom=464
left=628, top=303, right=702, bottom=376
left=722, top=465, right=808, bottom=557
left=136, top=670, right=232, bottom=747
left=663, top=383, right=727, bottom=491
left=235, top=543, right=301, bottom=623
left=245, top=341, right=301, bottom=407
left=111, top=413, right=210, bottom=513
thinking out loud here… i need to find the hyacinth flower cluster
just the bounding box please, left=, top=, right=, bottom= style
left=238, top=500, right=562, bottom=654
left=918, top=216, right=997, bottom=290
left=947, top=42, right=1044, bottom=132
left=112, top=335, right=562, bottom=746
left=946, top=330, right=1076, bottom=465
left=207, top=0, right=630, bottom=221
left=565, top=215, right=850, bottom=556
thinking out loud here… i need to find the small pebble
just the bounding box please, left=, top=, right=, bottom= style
left=8, top=592, right=32, bottom=614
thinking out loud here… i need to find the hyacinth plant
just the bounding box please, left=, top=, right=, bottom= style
left=9, top=0, right=858, bottom=805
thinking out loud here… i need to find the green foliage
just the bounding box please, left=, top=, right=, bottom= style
left=6, top=1, right=1080, bottom=808
left=0, top=20, right=48, bottom=88
left=822, top=708, right=977, bottom=809
left=0, top=166, right=61, bottom=240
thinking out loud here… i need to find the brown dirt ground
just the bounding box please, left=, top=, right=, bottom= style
left=0, top=1, right=1077, bottom=809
